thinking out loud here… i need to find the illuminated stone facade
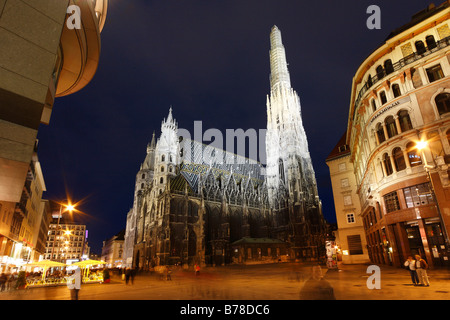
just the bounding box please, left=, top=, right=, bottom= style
left=124, top=27, right=326, bottom=268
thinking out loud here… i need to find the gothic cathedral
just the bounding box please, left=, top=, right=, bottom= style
left=123, top=26, right=327, bottom=268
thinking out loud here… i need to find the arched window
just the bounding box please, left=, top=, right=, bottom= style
left=161, top=166, right=164, bottom=172
left=142, top=174, right=145, bottom=179
left=415, top=40, right=426, bottom=54
left=161, top=155, right=165, bottom=162
left=380, top=91, right=387, bottom=105
left=169, top=166, right=173, bottom=173
left=385, top=116, right=397, bottom=138
left=160, top=177, right=164, bottom=184
left=392, top=84, right=401, bottom=98
left=435, top=93, right=450, bottom=116
left=398, top=110, right=413, bottom=132
left=384, top=59, right=394, bottom=75
left=371, top=99, right=377, bottom=112
left=393, top=147, right=406, bottom=171
left=376, top=123, right=386, bottom=144
left=141, top=183, right=145, bottom=189
left=376, top=65, right=385, bottom=80
left=278, top=159, right=285, bottom=182
left=426, top=35, right=437, bottom=50
left=407, top=142, right=422, bottom=167
left=383, top=153, right=393, bottom=176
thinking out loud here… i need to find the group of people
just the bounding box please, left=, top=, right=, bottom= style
left=0, top=272, right=15, bottom=292
left=404, top=255, right=430, bottom=286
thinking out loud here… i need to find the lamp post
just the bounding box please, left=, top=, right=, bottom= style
left=51, top=202, right=75, bottom=262
left=416, top=141, right=450, bottom=260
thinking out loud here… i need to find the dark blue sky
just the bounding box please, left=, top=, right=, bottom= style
left=37, top=0, right=433, bottom=253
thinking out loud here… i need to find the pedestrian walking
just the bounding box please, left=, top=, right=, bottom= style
left=66, top=266, right=81, bottom=300
left=195, top=264, right=200, bottom=276
left=165, top=266, right=172, bottom=281
left=0, top=273, right=6, bottom=292
left=299, top=265, right=336, bottom=300
left=415, top=255, right=430, bottom=286
left=404, top=256, right=419, bottom=285
left=125, top=267, right=131, bottom=285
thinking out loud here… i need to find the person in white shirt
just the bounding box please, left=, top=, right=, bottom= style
left=66, top=266, right=82, bottom=300
left=414, top=255, right=430, bottom=286
left=404, top=256, right=419, bottom=285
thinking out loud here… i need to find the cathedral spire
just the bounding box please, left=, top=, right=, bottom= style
left=269, top=25, right=291, bottom=90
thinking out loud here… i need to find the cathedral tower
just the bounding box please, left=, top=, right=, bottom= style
left=265, top=26, right=325, bottom=259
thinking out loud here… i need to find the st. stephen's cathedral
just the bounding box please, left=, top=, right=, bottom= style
left=123, top=26, right=327, bottom=268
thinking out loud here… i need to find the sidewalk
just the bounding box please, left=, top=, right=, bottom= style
left=324, top=262, right=450, bottom=300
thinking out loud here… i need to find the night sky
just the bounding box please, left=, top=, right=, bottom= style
left=36, top=0, right=433, bottom=254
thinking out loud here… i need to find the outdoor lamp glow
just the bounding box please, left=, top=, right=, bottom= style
left=416, top=140, right=428, bottom=151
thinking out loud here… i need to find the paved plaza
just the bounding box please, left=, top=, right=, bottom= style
left=0, top=262, right=449, bottom=301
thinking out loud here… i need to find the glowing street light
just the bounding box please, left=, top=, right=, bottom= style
left=51, top=201, right=77, bottom=262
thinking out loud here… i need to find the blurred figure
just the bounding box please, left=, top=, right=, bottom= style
left=195, top=264, right=200, bottom=276
left=67, top=267, right=81, bottom=300
left=0, top=273, right=6, bottom=291
left=299, top=265, right=336, bottom=300
left=415, top=255, right=430, bottom=286
left=404, top=256, right=419, bottom=286
left=125, top=268, right=131, bottom=285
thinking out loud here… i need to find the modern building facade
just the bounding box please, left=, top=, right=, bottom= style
left=123, top=26, right=327, bottom=269
left=43, top=202, right=88, bottom=264
left=0, top=0, right=107, bottom=271
left=338, top=1, right=450, bottom=268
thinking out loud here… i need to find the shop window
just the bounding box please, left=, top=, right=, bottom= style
left=403, top=183, right=434, bottom=208
left=393, top=147, right=406, bottom=171
left=406, top=142, right=422, bottom=167
left=398, top=110, right=413, bottom=131
left=384, top=191, right=400, bottom=213
left=426, top=64, right=444, bottom=83
left=435, top=93, right=450, bottom=115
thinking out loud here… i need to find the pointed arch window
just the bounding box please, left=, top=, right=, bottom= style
left=393, top=147, right=406, bottom=171
left=435, top=93, right=450, bottom=116
left=407, top=142, right=422, bottom=167
left=278, top=159, right=285, bottom=183
left=161, top=155, right=165, bottom=162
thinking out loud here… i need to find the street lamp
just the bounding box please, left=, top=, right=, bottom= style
left=51, top=202, right=76, bottom=262
left=415, top=140, right=450, bottom=259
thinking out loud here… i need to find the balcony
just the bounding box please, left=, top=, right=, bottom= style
left=353, top=35, right=450, bottom=121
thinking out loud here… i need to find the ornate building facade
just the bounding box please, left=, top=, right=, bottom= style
left=333, top=1, right=450, bottom=269
left=124, top=26, right=326, bottom=268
